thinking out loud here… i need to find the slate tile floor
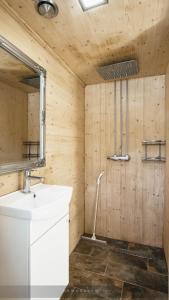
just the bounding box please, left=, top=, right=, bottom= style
left=61, top=235, right=168, bottom=299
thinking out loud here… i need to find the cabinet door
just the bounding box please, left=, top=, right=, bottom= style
left=30, top=216, right=69, bottom=299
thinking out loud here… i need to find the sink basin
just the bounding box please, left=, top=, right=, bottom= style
left=0, top=183, right=73, bottom=220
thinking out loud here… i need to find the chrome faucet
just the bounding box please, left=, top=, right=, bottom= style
left=23, top=170, right=44, bottom=193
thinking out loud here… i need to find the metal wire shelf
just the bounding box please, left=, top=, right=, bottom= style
left=142, top=140, right=166, bottom=162
left=23, top=141, right=40, bottom=160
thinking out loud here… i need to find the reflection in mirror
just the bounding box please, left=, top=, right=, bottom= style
left=0, top=47, right=40, bottom=165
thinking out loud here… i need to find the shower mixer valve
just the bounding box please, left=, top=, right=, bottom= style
left=107, top=154, right=130, bottom=161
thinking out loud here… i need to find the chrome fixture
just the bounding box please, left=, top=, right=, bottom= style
left=107, top=154, right=130, bottom=161
left=23, top=170, right=44, bottom=193
left=35, top=0, right=59, bottom=18
left=78, top=0, right=108, bottom=11
left=107, top=80, right=130, bottom=162
left=98, top=60, right=139, bottom=81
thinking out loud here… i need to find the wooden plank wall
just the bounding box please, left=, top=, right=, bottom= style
left=0, top=80, right=28, bottom=163
left=0, top=6, right=85, bottom=253
left=28, top=93, right=40, bottom=141
left=164, top=64, right=169, bottom=266
left=85, top=75, right=165, bottom=247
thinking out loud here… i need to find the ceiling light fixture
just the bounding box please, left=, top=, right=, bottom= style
left=35, top=0, right=59, bottom=19
left=78, top=0, right=108, bottom=11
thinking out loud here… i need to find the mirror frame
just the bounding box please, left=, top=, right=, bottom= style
left=0, top=36, right=46, bottom=174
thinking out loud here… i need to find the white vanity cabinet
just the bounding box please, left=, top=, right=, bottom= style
left=30, top=216, right=69, bottom=300
left=0, top=184, right=72, bottom=300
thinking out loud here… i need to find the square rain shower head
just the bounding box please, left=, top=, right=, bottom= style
left=21, top=76, right=40, bottom=89
left=98, top=60, right=139, bottom=80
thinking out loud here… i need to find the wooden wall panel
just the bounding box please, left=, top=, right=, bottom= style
left=0, top=80, right=28, bottom=163
left=164, top=64, right=169, bottom=266
left=85, top=75, right=165, bottom=247
left=28, top=93, right=40, bottom=141
left=0, top=6, right=85, bottom=253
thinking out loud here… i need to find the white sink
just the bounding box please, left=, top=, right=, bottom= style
left=0, top=183, right=73, bottom=220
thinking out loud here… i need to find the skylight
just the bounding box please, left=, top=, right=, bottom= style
left=78, top=0, right=108, bottom=11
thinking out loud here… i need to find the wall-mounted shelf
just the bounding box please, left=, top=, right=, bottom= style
left=23, top=141, right=40, bottom=146
left=142, top=140, right=166, bottom=162
left=142, top=140, right=166, bottom=145
left=23, top=141, right=40, bottom=160
left=142, top=157, right=166, bottom=162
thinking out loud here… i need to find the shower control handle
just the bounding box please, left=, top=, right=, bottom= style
left=107, top=154, right=130, bottom=161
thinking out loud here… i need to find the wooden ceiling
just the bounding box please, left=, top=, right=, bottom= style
left=0, top=47, right=38, bottom=93
left=2, top=0, right=169, bottom=84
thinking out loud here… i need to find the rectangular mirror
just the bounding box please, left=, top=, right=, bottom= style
left=0, top=36, right=46, bottom=174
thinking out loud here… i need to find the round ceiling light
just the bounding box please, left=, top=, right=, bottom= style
left=35, top=0, right=59, bottom=19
